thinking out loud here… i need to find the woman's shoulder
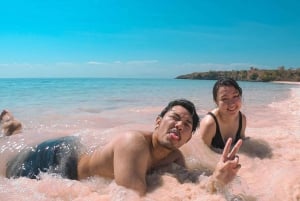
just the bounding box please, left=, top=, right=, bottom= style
left=199, top=112, right=218, bottom=131
left=202, top=109, right=218, bottom=122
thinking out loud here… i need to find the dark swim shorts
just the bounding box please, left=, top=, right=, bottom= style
left=6, top=136, right=82, bottom=180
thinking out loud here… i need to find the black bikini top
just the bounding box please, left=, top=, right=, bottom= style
left=208, top=111, right=242, bottom=149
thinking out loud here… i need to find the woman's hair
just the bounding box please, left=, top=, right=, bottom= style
left=213, top=78, right=242, bottom=102
left=159, top=99, right=199, bottom=132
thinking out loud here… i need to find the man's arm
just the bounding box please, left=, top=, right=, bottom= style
left=113, top=132, right=150, bottom=196
left=152, top=149, right=186, bottom=168
left=207, top=138, right=242, bottom=193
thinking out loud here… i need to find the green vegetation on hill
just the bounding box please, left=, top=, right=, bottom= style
left=176, top=66, right=300, bottom=82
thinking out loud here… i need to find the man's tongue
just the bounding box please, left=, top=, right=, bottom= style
left=170, top=132, right=179, bottom=140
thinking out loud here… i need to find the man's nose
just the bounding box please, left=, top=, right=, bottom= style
left=175, top=121, right=183, bottom=130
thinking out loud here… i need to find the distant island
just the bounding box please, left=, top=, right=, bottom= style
left=176, top=66, right=300, bottom=82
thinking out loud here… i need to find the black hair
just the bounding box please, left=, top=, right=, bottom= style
left=213, top=78, right=242, bottom=102
left=159, top=99, right=199, bottom=132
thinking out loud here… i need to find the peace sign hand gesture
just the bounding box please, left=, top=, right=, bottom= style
left=207, top=138, right=242, bottom=192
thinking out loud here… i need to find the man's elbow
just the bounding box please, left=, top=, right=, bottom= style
left=116, top=180, right=147, bottom=197
left=137, top=187, right=147, bottom=197
left=133, top=182, right=147, bottom=196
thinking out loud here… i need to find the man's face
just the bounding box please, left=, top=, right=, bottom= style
left=155, top=105, right=193, bottom=150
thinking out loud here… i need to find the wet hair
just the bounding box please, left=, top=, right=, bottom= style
left=159, top=99, right=199, bottom=132
left=213, top=78, right=242, bottom=102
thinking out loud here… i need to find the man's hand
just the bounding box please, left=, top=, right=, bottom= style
left=208, top=138, right=242, bottom=192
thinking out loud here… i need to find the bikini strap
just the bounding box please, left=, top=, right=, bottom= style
left=207, top=112, right=221, bottom=135
left=234, top=111, right=243, bottom=143
left=207, top=112, right=224, bottom=149
left=208, top=112, right=218, bottom=125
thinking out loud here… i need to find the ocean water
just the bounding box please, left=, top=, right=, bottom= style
left=0, top=78, right=292, bottom=115
left=0, top=78, right=300, bottom=201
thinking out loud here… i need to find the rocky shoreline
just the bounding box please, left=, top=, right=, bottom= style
left=176, top=67, right=300, bottom=82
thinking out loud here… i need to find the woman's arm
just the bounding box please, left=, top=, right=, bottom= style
left=198, top=115, right=216, bottom=147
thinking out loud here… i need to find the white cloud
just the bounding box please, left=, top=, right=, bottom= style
left=55, top=62, right=75, bottom=66
left=180, top=62, right=270, bottom=71
left=126, top=60, right=158, bottom=65
left=87, top=61, right=107, bottom=65
left=172, top=62, right=275, bottom=77
left=86, top=60, right=158, bottom=66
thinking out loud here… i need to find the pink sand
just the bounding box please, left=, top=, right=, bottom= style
left=0, top=88, right=300, bottom=201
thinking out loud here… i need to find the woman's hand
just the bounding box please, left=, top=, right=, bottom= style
left=207, top=138, right=242, bottom=192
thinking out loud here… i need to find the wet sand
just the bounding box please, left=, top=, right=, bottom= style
left=0, top=87, right=300, bottom=201
left=271, top=81, right=300, bottom=85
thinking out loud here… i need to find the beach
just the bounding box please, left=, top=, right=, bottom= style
left=0, top=78, right=300, bottom=201
left=271, top=81, right=300, bottom=85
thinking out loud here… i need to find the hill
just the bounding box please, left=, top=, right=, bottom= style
left=176, top=66, right=300, bottom=82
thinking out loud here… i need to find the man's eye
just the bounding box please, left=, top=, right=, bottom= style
left=169, top=115, right=179, bottom=120
left=185, top=123, right=192, bottom=129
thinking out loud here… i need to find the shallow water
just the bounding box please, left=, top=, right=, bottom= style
left=0, top=79, right=299, bottom=201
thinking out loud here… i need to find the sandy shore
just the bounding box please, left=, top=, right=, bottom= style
left=271, top=81, right=300, bottom=85
left=0, top=83, right=299, bottom=201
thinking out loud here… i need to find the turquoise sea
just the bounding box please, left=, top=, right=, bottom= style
left=0, top=78, right=293, bottom=114
left=1, top=78, right=300, bottom=201
left=0, top=78, right=296, bottom=133
left=0, top=78, right=298, bottom=137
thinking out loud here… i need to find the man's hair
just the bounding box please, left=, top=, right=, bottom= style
left=159, top=99, right=199, bottom=132
left=213, top=77, right=242, bottom=102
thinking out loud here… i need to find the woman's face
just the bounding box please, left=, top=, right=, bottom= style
left=215, top=85, right=242, bottom=115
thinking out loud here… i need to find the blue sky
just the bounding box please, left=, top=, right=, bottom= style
left=0, top=0, right=300, bottom=78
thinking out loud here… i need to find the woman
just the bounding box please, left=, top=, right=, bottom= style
left=199, top=78, right=246, bottom=151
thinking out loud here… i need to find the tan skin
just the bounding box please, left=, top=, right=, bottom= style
left=0, top=110, right=22, bottom=136
left=78, top=105, right=194, bottom=195
left=207, top=138, right=242, bottom=192
left=78, top=105, right=242, bottom=196
left=200, top=86, right=246, bottom=150
left=3, top=106, right=242, bottom=196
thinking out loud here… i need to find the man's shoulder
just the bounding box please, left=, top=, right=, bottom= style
left=121, top=130, right=152, bottom=139
left=114, top=130, right=152, bottom=149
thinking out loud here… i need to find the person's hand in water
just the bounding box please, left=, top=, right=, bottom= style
left=207, top=138, right=242, bottom=192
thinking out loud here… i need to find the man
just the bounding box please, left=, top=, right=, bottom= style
left=5, top=99, right=242, bottom=196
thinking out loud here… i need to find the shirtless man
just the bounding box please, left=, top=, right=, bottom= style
left=5, top=99, right=242, bottom=196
